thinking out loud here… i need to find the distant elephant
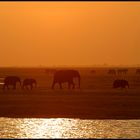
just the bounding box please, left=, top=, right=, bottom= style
left=113, top=79, right=129, bottom=89
left=117, top=69, right=128, bottom=74
left=3, top=76, right=21, bottom=90
left=52, top=70, right=81, bottom=89
left=136, top=69, right=140, bottom=74
left=22, top=78, right=37, bottom=90
left=108, top=69, right=116, bottom=75
left=90, top=70, right=96, bottom=74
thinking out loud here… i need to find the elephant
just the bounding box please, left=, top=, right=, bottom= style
left=90, top=70, right=96, bottom=74
left=3, top=76, right=21, bottom=90
left=51, top=70, right=81, bottom=89
left=108, top=69, right=116, bottom=75
left=117, top=69, right=128, bottom=74
left=113, top=79, right=129, bottom=89
left=136, top=69, right=140, bottom=74
left=22, top=78, right=37, bottom=90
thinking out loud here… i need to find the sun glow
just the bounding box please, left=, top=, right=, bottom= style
left=19, top=118, right=78, bottom=138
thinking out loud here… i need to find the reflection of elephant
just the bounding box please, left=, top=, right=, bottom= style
left=22, top=78, right=37, bottom=90
left=3, top=76, right=21, bottom=90
left=52, top=70, right=80, bottom=89
left=113, top=79, right=129, bottom=89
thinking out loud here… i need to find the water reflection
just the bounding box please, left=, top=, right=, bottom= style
left=0, top=118, right=140, bottom=138
left=19, top=118, right=78, bottom=138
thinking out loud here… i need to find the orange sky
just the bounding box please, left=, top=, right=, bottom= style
left=0, top=2, right=140, bottom=67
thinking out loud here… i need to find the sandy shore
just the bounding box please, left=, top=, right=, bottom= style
left=0, top=89, right=140, bottom=119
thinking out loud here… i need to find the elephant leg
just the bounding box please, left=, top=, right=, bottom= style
left=30, top=84, right=33, bottom=90
left=25, top=85, right=28, bottom=90
left=59, top=82, right=62, bottom=89
left=3, top=84, right=7, bottom=90
left=13, top=84, right=16, bottom=90
left=69, top=80, right=75, bottom=89
left=72, top=82, right=75, bottom=89
left=69, top=81, right=75, bottom=89
left=22, top=85, right=25, bottom=90
left=7, top=85, right=10, bottom=90
left=3, top=84, right=5, bottom=90
left=51, top=81, right=56, bottom=89
left=68, top=82, right=71, bottom=89
left=3, top=84, right=8, bottom=90
left=121, top=85, right=124, bottom=89
left=124, top=83, right=128, bottom=88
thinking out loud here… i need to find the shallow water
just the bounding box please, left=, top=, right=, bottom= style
left=0, top=118, right=140, bottom=138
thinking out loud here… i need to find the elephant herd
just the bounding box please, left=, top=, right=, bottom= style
left=1, top=69, right=129, bottom=90
left=108, top=69, right=128, bottom=75
left=2, top=70, right=80, bottom=90
left=3, top=76, right=37, bottom=90
left=108, top=68, right=140, bottom=75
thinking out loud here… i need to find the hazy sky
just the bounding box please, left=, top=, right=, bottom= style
left=0, top=2, right=140, bottom=67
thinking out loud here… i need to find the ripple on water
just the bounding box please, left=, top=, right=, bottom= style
left=0, top=118, right=140, bottom=138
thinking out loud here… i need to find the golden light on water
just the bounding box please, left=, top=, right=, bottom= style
left=18, top=118, right=78, bottom=138
left=1, top=118, right=140, bottom=138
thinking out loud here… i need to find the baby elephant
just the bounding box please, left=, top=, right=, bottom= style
left=113, top=79, right=129, bottom=89
left=22, top=78, right=37, bottom=90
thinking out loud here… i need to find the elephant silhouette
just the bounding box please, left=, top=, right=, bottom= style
left=136, top=69, right=140, bottom=74
left=52, top=70, right=81, bottom=89
left=108, top=69, right=116, bottom=75
left=22, top=78, right=37, bottom=90
left=113, top=79, right=129, bottom=89
left=3, top=76, right=21, bottom=90
left=90, top=70, right=96, bottom=74
left=117, top=69, right=128, bottom=74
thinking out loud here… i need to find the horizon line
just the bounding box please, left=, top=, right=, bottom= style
left=0, top=64, right=140, bottom=68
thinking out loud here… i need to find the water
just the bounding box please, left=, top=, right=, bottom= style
left=0, top=118, right=140, bottom=138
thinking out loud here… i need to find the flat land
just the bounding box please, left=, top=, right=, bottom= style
left=0, top=67, right=140, bottom=119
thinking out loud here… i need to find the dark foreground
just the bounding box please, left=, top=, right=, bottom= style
left=0, top=89, right=140, bottom=119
